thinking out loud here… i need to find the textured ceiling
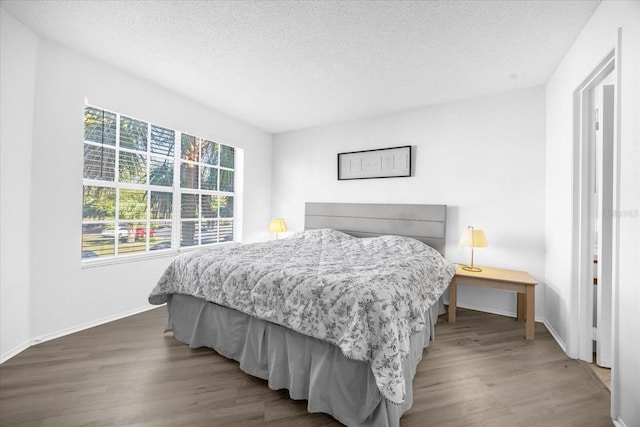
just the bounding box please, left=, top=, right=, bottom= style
left=1, top=0, right=600, bottom=133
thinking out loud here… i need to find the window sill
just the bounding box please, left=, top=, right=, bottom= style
left=80, top=241, right=239, bottom=269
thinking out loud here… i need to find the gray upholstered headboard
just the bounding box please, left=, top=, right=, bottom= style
left=304, top=202, right=447, bottom=255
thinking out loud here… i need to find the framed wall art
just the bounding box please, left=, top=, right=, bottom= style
left=337, top=145, right=412, bottom=180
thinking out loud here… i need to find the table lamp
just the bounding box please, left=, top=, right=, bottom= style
left=268, top=218, right=287, bottom=239
left=458, top=226, right=488, bottom=272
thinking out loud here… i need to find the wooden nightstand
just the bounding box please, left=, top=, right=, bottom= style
left=448, top=265, right=538, bottom=339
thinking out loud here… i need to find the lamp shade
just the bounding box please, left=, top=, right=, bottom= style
left=268, top=218, right=287, bottom=233
left=458, top=227, right=488, bottom=248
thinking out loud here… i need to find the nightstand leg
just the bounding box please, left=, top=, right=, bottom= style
left=448, top=276, right=457, bottom=323
left=525, top=286, right=535, bottom=340
left=517, top=293, right=525, bottom=321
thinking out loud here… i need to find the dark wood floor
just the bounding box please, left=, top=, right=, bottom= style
left=0, top=307, right=611, bottom=426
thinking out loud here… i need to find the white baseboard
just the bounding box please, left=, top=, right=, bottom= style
left=0, top=341, right=32, bottom=365
left=454, top=301, right=518, bottom=319
left=445, top=301, right=564, bottom=350
left=452, top=301, right=546, bottom=323
left=0, top=304, right=163, bottom=364
left=543, top=318, right=567, bottom=353
left=613, top=417, right=627, bottom=427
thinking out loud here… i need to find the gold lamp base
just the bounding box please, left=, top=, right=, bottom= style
left=461, top=244, right=484, bottom=272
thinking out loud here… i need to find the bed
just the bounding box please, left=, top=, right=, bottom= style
left=148, top=202, right=455, bottom=426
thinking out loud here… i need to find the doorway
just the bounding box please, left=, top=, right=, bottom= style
left=591, top=73, right=615, bottom=370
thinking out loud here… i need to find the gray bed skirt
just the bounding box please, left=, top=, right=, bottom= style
left=165, top=294, right=442, bottom=427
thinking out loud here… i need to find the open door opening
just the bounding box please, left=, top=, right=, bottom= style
left=592, top=75, right=615, bottom=370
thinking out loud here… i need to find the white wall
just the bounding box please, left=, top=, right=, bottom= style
left=0, top=9, right=38, bottom=361
left=272, top=87, right=547, bottom=319
left=0, top=10, right=273, bottom=361
left=545, top=1, right=639, bottom=425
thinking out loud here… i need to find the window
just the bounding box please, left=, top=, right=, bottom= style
left=82, top=106, right=236, bottom=260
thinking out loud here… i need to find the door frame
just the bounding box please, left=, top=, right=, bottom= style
left=571, top=50, right=614, bottom=363
left=570, top=43, right=621, bottom=420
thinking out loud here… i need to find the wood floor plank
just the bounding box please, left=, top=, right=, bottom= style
left=0, top=307, right=611, bottom=426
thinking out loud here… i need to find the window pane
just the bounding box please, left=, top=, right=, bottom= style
left=119, top=152, right=147, bottom=184
left=220, top=220, right=233, bottom=242
left=201, top=166, right=218, bottom=191
left=84, top=145, right=115, bottom=181
left=83, top=186, right=115, bottom=220
left=150, top=191, right=172, bottom=220
left=219, top=196, right=234, bottom=218
left=220, top=169, right=234, bottom=192
left=130, top=221, right=162, bottom=249
left=201, top=220, right=218, bottom=244
left=119, top=189, right=147, bottom=220
left=181, top=194, right=198, bottom=219
left=151, top=125, right=175, bottom=156
left=84, top=107, right=116, bottom=146
left=150, top=220, right=172, bottom=251
left=180, top=163, right=199, bottom=188
left=220, top=145, right=235, bottom=168
left=82, top=222, right=115, bottom=259
left=181, top=221, right=199, bottom=247
left=120, top=116, right=148, bottom=151
left=117, top=222, right=146, bottom=255
left=201, top=195, right=217, bottom=218
left=99, top=223, right=127, bottom=255
left=118, top=240, right=146, bottom=255
left=149, top=157, right=173, bottom=187
left=181, top=134, right=199, bottom=162
left=201, top=140, right=219, bottom=165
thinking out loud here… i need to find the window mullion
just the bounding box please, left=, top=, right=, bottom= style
left=113, top=113, right=121, bottom=256
left=197, top=138, right=201, bottom=247
left=146, top=124, right=151, bottom=251
left=173, top=131, right=182, bottom=249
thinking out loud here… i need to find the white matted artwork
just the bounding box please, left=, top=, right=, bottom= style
left=337, top=146, right=412, bottom=180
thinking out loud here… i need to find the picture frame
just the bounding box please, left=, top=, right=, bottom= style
left=337, top=145, right=412, bottom=180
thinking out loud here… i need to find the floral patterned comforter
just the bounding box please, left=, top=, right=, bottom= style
left=149, top=228, right=455, bottom=404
